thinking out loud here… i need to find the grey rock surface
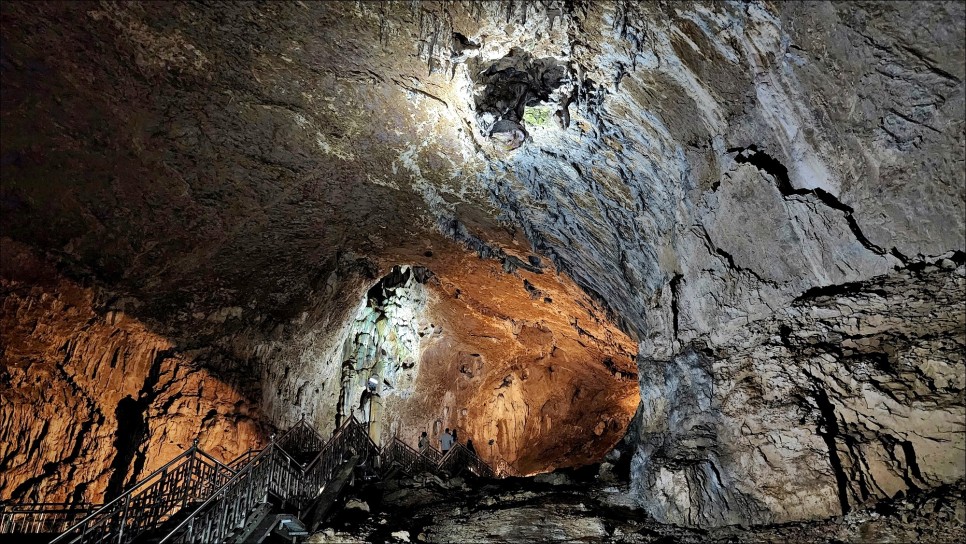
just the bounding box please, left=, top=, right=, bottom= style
left=633, top=263, right=965, bottom=526
left=0, top=0, right=963, bottom=527
left=316, top=470, right=966, bottom=543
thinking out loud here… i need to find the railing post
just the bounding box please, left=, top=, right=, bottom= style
left=116, top=493, right=131, bottom=544
left=218, top=488, right=228, bottom=540
left=284, top=456, right=292, bottom=506
left=186, top=438, right=199, bottom=507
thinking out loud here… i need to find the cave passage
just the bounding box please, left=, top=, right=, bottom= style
left=331, top=259, right=640, bottom=476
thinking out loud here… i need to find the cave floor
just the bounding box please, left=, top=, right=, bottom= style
left=308, top=468, right=966, bottom=543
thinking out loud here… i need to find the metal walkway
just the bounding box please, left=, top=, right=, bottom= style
left=2, top=416, right=497, bottom=543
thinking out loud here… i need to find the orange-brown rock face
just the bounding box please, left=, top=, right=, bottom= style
left=428, top=254, right=638, bottom=475
left=0, top=239, right=267, bottom=503
left=340, top=249, right=639, bottom=476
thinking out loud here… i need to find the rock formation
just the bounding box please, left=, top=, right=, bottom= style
left=1, top=0, right=963, bottom=528
left=634, top=261, right=965, bottom=526
left=0, top=240, right=266, bottom=503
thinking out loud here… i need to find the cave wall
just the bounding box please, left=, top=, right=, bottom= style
left=380, top=250, right=639, bottom=475
left=416, top=0, right=964, bottom=525
left=317, top=254, right=639, bottom=476
left=0, top=0, right=963, bottom=526
left=0, top=239, right=267, bottom=503
left=634, top=261, right=965, bottom=526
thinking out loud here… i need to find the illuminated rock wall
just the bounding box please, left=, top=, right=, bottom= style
left=0, top=0, right=962, bottom=527
left=0, top=240, right=267, bottom=503
left=328, top=260, right=639, bottom=475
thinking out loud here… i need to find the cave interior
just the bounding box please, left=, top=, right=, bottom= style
left=0, top=1, right=964, bottom=542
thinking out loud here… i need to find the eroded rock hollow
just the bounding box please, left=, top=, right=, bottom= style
left=1, top=0, right=963, bottom=530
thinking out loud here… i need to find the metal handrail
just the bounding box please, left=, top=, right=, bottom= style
left=298, top=416, right=355, bottom=471
left=273, top=414, right=308, bottom=445
left=381, top=436, right=494, bottom=478
left=159, top=417, right=381, bottom=543
left=438, top=443, right=472, bottom=476
left=492, top=456, right=523, bottom=477
left=158, top=444, right=276, bottom=543
left=384, top=437, right=434, bottom=474
left=43, top=417, right=499, bottom=544
left=295, top=417, right=360, bottom=507
left=53, top=446, right=196, bottom=539
left=276, top=416, right=327, bottom=460
left=0, top=502, right=96, bottom=535
left=50, top=443, right=234, bottom=544
left=450, top=445, right=494, bottom=478
left=227, top=449, right=262, bottom=470
left=421, top=446, right=443, bottom=465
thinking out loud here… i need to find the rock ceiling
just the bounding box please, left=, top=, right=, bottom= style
left=1, top=0, right=963, bottom=527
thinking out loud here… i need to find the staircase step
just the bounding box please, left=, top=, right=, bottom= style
left=303, top=455, right=360, bottom=533
left=274, top=515, right=309, bottom=538
left=226, top=502, right=274, bottom=544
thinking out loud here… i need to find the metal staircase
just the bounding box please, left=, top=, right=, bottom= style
left=158, top=416, right=377, bottom=543
left=44, top=441, right=234, bottom=544
left=4, top=416, right=499, bottom=544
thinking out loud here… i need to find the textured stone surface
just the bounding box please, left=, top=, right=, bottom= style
left=308, top=469, right=966, bottom=544
left=306, top=258, right=638, bottom=476
left=382, top=256, right=638, bottom=474
left=0, top=0, right=963, bottom=527
left=0, top=239, right=266, bottom=503
left=634, top=262, right=966, bottom=526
